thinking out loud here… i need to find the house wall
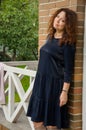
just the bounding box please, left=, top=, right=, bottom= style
left=38, top=0, right=85, bottom=130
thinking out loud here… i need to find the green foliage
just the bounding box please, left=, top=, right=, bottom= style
left=0, top=0, right=38, bottom=61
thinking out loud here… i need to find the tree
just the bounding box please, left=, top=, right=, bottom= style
left=0, top=0, right=38, bottom=61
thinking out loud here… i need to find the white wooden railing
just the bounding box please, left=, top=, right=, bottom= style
left=0, top=61, right=38, bottom=130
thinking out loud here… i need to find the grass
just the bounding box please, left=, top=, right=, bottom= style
left=5, top=65, right=30, bottom=102
left=15, top=75, right=30, bottom=102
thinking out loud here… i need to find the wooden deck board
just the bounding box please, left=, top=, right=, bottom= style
left=0, top=124, right=9, bottom=130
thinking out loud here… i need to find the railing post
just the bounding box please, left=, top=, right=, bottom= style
left=8, top=72, right=15, bottom=119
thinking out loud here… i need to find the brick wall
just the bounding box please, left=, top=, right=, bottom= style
left=39, top=0, right=85, bottom=130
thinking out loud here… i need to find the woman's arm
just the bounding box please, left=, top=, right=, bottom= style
left=60, top=44, right=75, bottom=107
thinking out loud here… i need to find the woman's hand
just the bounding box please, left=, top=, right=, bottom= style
left=59, top=91, right=68, bottom=107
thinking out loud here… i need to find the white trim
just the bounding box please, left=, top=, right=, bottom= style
left=82, top=4, right=86, bottom=130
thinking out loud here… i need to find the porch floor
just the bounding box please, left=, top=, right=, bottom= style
left=0, top=108, right=31, bottom=130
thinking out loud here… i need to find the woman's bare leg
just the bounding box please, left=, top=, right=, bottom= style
left=47, top=126, right=58, bottom=130
left=33, top=123, right=59, bottom=130
left=33, top=122, right=46, bottom=130
left=33, top=122, right=43, bottom=128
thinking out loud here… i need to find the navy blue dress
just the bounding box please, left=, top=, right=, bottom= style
left=26, top=37, right=75, bottom=129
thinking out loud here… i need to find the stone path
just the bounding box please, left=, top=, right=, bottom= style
left=0, top=108, right=31, bottom=130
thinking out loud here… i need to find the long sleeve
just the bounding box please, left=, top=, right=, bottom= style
left=63, top=44, right=75, bottom=83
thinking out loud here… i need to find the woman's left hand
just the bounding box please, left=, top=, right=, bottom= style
left=59, top=91, right=68, bottom=107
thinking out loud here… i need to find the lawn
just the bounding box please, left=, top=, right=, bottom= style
left=5, top=65, right=30, bottom=102
left=15, top=75, right=30, bottom=102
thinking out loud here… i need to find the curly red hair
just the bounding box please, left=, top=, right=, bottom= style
left=47, top=8, right=77, bottom=45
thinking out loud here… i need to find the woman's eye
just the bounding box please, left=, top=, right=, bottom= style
left=56, top=15, right=59, bottom=18
left=62, top=20, right=65, bottom=22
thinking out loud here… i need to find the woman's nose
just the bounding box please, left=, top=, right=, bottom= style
left=56, top=17, right=60, bottom=23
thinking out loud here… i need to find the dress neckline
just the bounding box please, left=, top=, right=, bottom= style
left=53, top=37, right=61, bottom=40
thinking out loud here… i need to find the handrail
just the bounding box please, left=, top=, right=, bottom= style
left=3, top=60, right=38, bottom=70
left=4, top=64, right=36, bottom=76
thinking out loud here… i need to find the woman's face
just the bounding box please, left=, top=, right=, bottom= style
left=53, top=11, right=66, bottom=32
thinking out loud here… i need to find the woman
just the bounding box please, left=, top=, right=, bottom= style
left=27, top=8, right=77, bottom=130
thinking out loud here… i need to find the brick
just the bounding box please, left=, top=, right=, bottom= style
left=69, top=114, right=82, bottom=120
left=49, top=0, right=63, bottom=2
left=77, top=27, right=84, bottom=33
left=70, top=120, right=82, bottom=128
left=78, top=21, right=84, bottom=26
left=77, top=34, right=84, bottom=41
left=49, top=8, right=58, bottom=15
left=56, top=0, right=69, bottom=7
left=69, top=87, right=82, bottom=94
left=75, top=54, right=83, bottom=60
left=74, top=67, right=83, bottom=74
left=71, top=81, right=82, bottom=87
left=69, top=128, right=82, bottom=130
left=39, top=10, right=49, bottom=16
left=76, top=40, right=84, bottom=47
left=39, top=34, right=47, bottom=41
left=77, top=0, right=85, bottom=5
left=73, top=74, right=82, bottom=81
left=68, top=100, right=82, bottom=107
left=69, top=6, right=77, bottom=11
left=68, top=106, right=82, bottom=114
left=40, top=0, right=70, bottom=10
left=39, top=23, right=48, bottom=29
left=77, top=5, right=85, bottom=12
left=39, top=28, right=47, bottom=34
left=77, top=12, right=85, bottom=20
left=39, top=29, right=43, bottom=34
left=76, top=47, right=83, bottom=53
left=70, top=0, right=77, bottom=5
left=69, top=94, right=82, bottom=100
left=38, top=40, right=46, bottom=48
left=39, top=16, right=50, bottom=23
left=39, top=0, right=49, bottom=3
left=39, top=2, right=57, bottom=10
left=75, top=61, right=83, bottom=67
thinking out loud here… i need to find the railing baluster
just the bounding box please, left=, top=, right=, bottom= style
left=8, top=72, right=15, bottom=118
